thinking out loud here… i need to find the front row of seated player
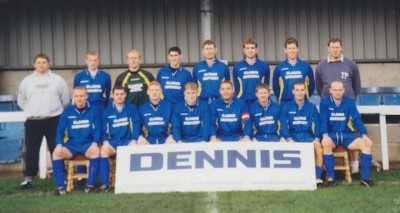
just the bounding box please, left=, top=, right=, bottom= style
left=52, top=80, right=373, bottom=195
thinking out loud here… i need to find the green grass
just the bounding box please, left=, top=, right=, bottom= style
left=1, top=170, right=399, bottom=213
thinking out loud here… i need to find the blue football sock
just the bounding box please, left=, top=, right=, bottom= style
left=323, top=154, right=335, bottom=181
left=76, top=165, right=87, bottom=174
left=52, top=159, right=66, bottom=189
left=86, top=158, right=100, bottom=187
left=315, top=166, right=323, bottom=179
left=99, top=157, right=110, bottom=186
left=361, top=153, right=373, bottom=180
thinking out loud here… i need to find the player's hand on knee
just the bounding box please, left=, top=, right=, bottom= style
left=313, top=139, right=321, bottom=147
left=209, top=136, right=220, bottom=143
left=129, top=140, right=137, bottom=146
left=137, top=135, right=150, bottom=145
left=321, top=135, right=332, bottom=147
left=165, top=135, right=177, bottom=144
left=239, top=136, right=251, bottom=142
left=88, top=143, right=99, bottom=156
left=102, top=142, right=111, bottom=152
left=362, top=135, right=373, bottom=147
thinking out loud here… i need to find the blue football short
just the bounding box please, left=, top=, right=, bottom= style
left=64, top=141, right=92, bottom=157
left=327, top=132, right=359, bottom=148
left=291, top=132, right=315, bottom=143
left=218, top=134, right=243, bottom=142
left=254, top=133, right=280, bottom=142
left=147, top=136, right=167, bottom=145
left=110, top=140, right=130, bottom=149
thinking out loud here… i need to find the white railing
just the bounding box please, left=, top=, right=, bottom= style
left=0, top=111, right=48, bottom=179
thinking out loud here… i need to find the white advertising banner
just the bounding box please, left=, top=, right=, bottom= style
left=115, top=142, right=316, bottom=193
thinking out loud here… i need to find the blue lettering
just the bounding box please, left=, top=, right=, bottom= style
left=168, top=151, right=192, bottom=170
left=130, top=149, right=302, bottom=171
left=227, top=150, right=256, bottom=168
left=130, top=153, right=163, bottom=171
left=260, top=150, right=270, bottom=168
left=195, top=150, right=224, bottom=168
left=273, top=150, right=301, bottom=168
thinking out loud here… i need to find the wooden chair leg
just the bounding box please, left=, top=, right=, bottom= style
left=66, top=161, right=74, bottom=192
left=344, top=155, right=352, bottom=183
left=110, top=158, right=116, bottom=188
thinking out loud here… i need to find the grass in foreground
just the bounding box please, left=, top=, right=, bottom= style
left=0, top=170, right=399, bottom=213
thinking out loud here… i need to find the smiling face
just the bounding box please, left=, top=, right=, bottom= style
left=113, top=88, right=127, bottom=105
left=292, top=83, right=306, bottom=103
left=243, top=43, right=257, bottom=59
left=256, top=87, right=270, bottom=105
left=168, top=51, right=182, bottom=68
left=73, top=88, right=88, bottom=109
left=34, top=57, right=51, bottom=74
left=219, top=82, right=234, bottom=103
left=147, top=84, right=162, bottom=102
left=184, top=88, right=198, bottom=106
left=329, top=81, right=345, bottom=101
left=202, top=44, right=217, bottom=60
left=284, top=43, right=299, bottom=61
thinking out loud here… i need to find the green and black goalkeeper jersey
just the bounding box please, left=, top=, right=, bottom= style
left=114, top=69, right=155, bottom=108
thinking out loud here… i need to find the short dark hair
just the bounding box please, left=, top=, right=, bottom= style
left=285, top=37, right=299, bottom=48
left=112, top=85, right=127, bottom=93
left=168, top=46, right=181, bottom=55
left=202, top=40, right=216, bottom=48
left=34, top=53, right=50, bottom=63
left=292, top=81, right=305, bottom=90
left=328, top=37, right=342, bottom=46
left=242, top=38, right=258, bottom=48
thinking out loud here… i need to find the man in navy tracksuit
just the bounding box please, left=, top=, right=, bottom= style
left=171, top=82, right=210, bottom=143
left=320, top=81, right=374, bottom=187
left=192, top=40, right=230, bottom=104
left=52, top=86, right=101, bottom=195
left=210, top=80, right=252, bottom=142
left=233, top=38, right=270, bottom=105
left=273, top=37, right=315, bottom=103
left=73, top=50, right=112, bottom=110
left=98, top=85, right=140, bottom=192
left=138, top=81, right=175, bottom=145
left=279, top=81, right=323, bottom=187
left=249, top=83, right=280, bottom=142
left=157, top=46, right=192, bottom=106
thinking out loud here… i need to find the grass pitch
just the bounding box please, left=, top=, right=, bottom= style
left=0, top=170, right=399, bottom=213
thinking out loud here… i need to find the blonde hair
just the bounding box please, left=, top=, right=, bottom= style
left=184, top=82, right=198, bottom=91
left=126, top=49, right=141, bottom=58
left=86, top=50, right=100, bottom=59
left=255, top=83, right=270, bottom=93
left=73, top=86, right=88, bottom=94
left=147, top=80, right=161, bottom=89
